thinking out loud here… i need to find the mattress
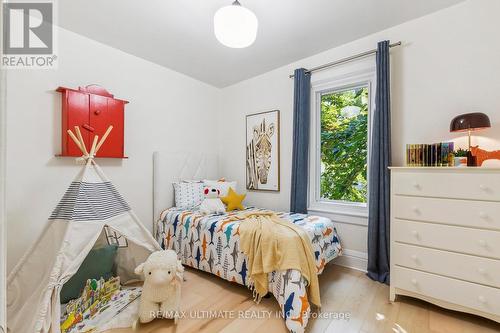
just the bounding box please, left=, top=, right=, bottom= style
left=156, top=207, right=342, bottom=333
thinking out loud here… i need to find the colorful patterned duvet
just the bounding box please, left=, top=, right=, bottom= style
left=156, top=207, right=342, bottom=333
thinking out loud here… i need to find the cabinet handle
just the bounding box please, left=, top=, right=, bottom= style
left=478, top=239, right=487, bottom=248
left=477, top=267, right=486, bottom=275
left=411, top=278, right=418, bottom=286
left=94, top=109, right=101, bottom=115
left=478, top=296, right=487, bottom=304
left=412, top=206, right=420, bottom=214
left=412, top=182, right=420, bottom=189
left=479, top=212, right=488, bottom=219
left=82, top=124, right=95, bottom=132
left=479, top=184, right=488, bottom=191
left=410, top=254, right=418, bottom=261
left=411, top=230, right=420, bottom=239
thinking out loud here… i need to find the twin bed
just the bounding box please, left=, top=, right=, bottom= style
left=153, top=152, right=342, bottom=333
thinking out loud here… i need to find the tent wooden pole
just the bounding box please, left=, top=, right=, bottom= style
left=74, top=126, right=88, bottom=155
left=66, top=129, right=84, bottom=154
left=95, top=125, right=113, bottom=155
left=89, top=135, right=99, bottom=157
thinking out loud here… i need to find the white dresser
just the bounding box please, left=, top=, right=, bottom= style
left=390, top=167, right=500, bottom=323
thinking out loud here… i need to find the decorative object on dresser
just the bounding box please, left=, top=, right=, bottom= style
left=405, top=142, right=454, bottom=167
left=390, top=167, right=500, bottom=323
left=453, top=148, right=468, bottom=167
left=57, top=85, right=128, bottom=158
left=450, top=112, right=491, bottom=166
left=471, top=146, right=500, bottom=167
left=246, top=110, right=280, bottom=191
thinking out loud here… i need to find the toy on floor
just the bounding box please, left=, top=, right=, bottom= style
left=60, top=276, right=121, bottom=333
left=134, top=250, right=184, bottom=325
left=199, top=186, right=226, bottom=215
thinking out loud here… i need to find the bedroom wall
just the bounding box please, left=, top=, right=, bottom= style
left=217, top=0, right=500, bottom=270
left=5, top=27, right=220, bottom=273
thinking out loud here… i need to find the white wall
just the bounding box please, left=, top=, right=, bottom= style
left=218, top=0, right=500, bottom=269
left=5, top=27, right=220, bottom=273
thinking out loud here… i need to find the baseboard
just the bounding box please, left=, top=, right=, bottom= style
left=332, top=249, right=367, bottom=272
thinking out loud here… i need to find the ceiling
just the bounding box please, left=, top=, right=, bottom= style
left=58, top=0, right=464, bottom=88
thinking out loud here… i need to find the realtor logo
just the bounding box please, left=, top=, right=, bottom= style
left=1, top=1, right=57, bottom=68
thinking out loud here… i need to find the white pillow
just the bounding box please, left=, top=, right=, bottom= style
left=203, top=179, right=237, bottom=197
left=173, top=182, right=204, bottom=209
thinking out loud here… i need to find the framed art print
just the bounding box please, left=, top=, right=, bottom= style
left=246, top=110, right=280, bottom=191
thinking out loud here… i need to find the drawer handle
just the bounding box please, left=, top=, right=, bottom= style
left=411, top=278, right=418, bottom=286
left=479, top=212, right=488, bottom=219
left=410, top=254, right=418, bottom=261
left=412, top=182, right=421, bottom=190
left=478, top=296, right=487, bottom=304
left=479, top=184, right=491, bottom=193
left=411, top=230, right=420, bottom=239
left=477, top=268, right=486, bottom=275
left=94, top=109, right=101, bottom=115
left=412, top=206, right=420, bottom=215
left=478, top=239, right=487, bottom=248
left=82, top=124, right=95, bottom=132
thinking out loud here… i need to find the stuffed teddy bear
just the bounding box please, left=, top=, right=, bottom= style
left=133, top=250, right=184, bottom=325
left=199, top=186, right=226, bottom=215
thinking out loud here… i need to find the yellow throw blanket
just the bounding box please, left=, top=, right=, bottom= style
left=234, top=211, right=321, bottom=308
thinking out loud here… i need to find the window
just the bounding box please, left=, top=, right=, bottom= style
left=320, top=85, right=368, bottom=203
left=309, top=68, right=374, bottom=216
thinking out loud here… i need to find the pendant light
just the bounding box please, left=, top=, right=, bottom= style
left=214, top=0, right=258, bottom=48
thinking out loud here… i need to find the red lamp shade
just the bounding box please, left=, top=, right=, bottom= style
left=450, top=112, right=491, bottom=132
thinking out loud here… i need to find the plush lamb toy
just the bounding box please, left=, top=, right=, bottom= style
left=133, top=250, right=184, bottom=326
left=199, top=186, right=226, bottom=215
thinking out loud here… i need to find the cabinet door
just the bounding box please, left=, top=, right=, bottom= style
left=66, top=91, right=90, bottom=156
left=90, top=95, right=124, bottom=157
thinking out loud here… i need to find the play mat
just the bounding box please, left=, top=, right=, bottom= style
left=60, top=276, right=141, bottom=333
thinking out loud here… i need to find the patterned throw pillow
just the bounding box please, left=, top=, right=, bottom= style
left=173, top=181, right=204, bottom=209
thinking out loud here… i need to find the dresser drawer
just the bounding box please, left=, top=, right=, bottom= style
left=393, top=196, right=500, bottom=231
left=392, top=171, right=500, bottom=201
left=393, top=266, right=500, bottom=316
left=393, top=243, right=500, bottom=288
left=393, top=219, right=500, bottom=259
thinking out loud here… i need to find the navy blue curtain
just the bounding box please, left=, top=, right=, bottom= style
left=290, top=68, right=311, bottom=213
left=367, top=41, right=392, bottom=284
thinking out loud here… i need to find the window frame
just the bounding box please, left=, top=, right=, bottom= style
left=308, top=67, right=376, bottom=218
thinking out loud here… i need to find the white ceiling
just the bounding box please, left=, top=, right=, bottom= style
left=58, top=0, right=464, bottom=87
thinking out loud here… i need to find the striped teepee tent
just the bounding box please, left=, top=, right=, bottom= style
left=7, top=126, right=161, bottom=333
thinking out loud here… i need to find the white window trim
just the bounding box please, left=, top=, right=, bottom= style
left=308, top=67, right=376, bottom=218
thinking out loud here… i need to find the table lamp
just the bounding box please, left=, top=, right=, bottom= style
left=450, top=112, right=491, bottom=166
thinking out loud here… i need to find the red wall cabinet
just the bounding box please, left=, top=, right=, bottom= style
left=57, top=85, right=128, bottom=158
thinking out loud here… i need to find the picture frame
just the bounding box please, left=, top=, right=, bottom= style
left=246, top=110, right=280, bottom=191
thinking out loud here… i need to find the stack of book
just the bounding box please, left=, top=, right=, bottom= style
left=406, top=142, right=455, bottom=167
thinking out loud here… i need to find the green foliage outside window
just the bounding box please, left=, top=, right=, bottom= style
left=320, top=86, right=368, bottom=203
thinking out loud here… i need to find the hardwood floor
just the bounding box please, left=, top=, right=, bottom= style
left=107, top=263, right=500, bottom=333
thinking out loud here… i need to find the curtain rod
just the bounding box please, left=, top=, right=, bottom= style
left=289, top=41, right=402, bottom=78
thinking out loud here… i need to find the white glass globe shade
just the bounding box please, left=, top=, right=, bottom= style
left=214, top=4, right=258, bottom=48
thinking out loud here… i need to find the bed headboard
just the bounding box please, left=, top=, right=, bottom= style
left=152, top=151, right=218, bottom=231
